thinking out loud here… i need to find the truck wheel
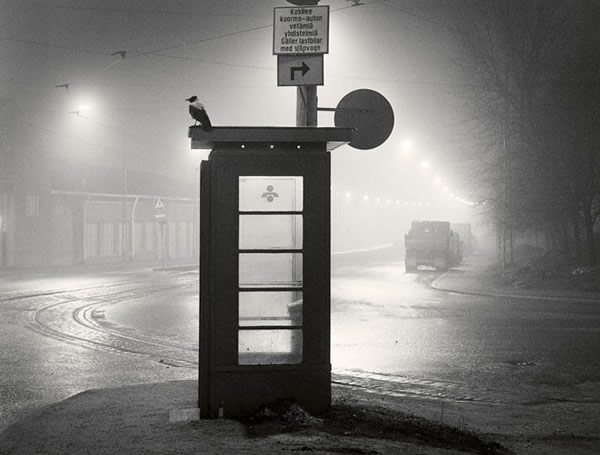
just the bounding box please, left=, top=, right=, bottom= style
left=436, top=259, right=448, bottom=272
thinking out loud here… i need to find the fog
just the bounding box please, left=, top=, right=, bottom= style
left=1, top=0, right=488, bottom=264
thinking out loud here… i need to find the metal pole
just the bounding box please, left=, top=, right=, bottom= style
left=161, top=223, right=165, bottom=269
left=502, top=0, right=512, bottom=270
left=122, top=135, right=129, bottom=262
left=130, top=196, right=139, bottom=260
left=296, top=85, right=317, bottom=127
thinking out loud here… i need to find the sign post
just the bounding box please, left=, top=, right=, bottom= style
left=273, top=3, right=329, bottom=126
left=154, top=198, right=167, bottom=269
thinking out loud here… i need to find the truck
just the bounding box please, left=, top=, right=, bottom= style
left=450, top=223, right=475, bottom=257
left=404, top=220, right=462, bottom=272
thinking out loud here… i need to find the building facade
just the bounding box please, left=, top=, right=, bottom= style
left=0, top=98, right=198, bottom=268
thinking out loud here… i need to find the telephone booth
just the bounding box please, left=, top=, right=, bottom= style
left=190, top=127, right=352, bottom=418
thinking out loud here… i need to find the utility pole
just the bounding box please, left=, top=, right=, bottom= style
left=501, top=0, right=513, bottom=271
left=287, top=0, right=320, bottom=127
left=122, top=134, right=129, bottom=262
left=297, top=85, right=318, bottom=127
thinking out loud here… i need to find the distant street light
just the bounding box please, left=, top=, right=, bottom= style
left=400, top=137, right=413, bottom=156
left=71, top=102, right=130, bottom=260
left=68, top=104, right=91, bottom=118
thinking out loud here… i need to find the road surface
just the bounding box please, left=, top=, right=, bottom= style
left=1, top=253, right=599, bottom=439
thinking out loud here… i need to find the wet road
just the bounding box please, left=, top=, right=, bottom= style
left=0, top=267, right=199, bottom=433
left=331, top=256, right=600, bottom=406
left=1, top=255, right=600, bottom=434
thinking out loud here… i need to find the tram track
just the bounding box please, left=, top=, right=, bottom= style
left=23, top=276, right=199, bottom=368
left=16, top=273, right=508, bottom=405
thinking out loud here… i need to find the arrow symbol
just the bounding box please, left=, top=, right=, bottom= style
left=290, top=62, right=310, bottom=80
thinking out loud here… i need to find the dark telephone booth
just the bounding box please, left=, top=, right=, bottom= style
left=193, top=127, right=351, bottom=418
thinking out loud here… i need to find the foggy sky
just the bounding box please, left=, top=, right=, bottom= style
left=1, top=0, right=474, bottom=229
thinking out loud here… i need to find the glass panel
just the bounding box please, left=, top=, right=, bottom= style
left=239, top=176, right=303, bottom=212
left=239, top=214, right=302, bottom=250
left=239, top=253, right=302, bottom=288
left=239, top=329, right=303, bottom=365
left=239, top=291, right=303, bottom=327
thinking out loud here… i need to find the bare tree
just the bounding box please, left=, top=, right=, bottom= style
left=443, top=0, right=600, bottom=265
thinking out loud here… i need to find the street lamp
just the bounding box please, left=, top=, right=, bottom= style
left=69, top=103, right=131, bottom=261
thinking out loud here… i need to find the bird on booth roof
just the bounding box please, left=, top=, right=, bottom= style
left=186, top=96, right=212, bottom=130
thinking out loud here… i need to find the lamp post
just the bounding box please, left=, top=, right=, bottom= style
left=121, top=132, right=130, bottom=262
left=69, top=105, right=131, bottom=261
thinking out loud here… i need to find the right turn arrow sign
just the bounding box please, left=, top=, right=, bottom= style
left=278, top=55, right=323, bottom=86
left=290, top=62, right=310, bottom=80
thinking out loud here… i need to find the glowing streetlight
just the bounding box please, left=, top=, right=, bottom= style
left=400, top=137, right=413, bottom=153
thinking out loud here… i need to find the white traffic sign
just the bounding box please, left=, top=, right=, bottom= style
left=278, top=55, right=323, bottom=86
left=273, top=6, right=329, bottom=55
left=154, top=198, right=167, bottom=222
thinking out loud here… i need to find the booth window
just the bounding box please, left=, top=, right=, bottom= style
left=238, top=176, right=303, bottom=365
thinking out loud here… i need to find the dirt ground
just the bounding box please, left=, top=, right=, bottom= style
left=0, top=380, right=516, bottom=455
left=493, top=246, right=600, bottom=293
left=2, top=377, right=599, bottom=455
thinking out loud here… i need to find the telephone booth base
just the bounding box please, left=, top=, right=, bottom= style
left=206, top=367, right=331, bottom=418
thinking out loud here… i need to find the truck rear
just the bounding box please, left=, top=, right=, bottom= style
left=404, top=220, right=462, bottom=272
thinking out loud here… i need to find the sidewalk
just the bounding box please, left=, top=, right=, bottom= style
left=1, top=253, right=599, bottom=454
left=0, top=259, right=198, bottom=279
left=433, top=252, right=600, bottom=303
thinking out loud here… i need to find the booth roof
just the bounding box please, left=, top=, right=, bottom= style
left=188, top=126, right=353, bottom=151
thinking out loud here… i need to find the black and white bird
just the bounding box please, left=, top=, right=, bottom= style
left=186, top=96, right=212, bottom=130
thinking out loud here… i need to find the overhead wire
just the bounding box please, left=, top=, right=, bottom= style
left=2, top=0, right=477, bottom=199
left=23, top=2, right=265, bottom=19
left=2, top=0, right=473, bottom=123
left=0, top=0, right=465, bottom=99
left=1, top=0, right=388, bottom=88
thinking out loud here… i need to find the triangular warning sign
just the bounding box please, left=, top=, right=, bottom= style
left=155, top=198, right=165, bottom=209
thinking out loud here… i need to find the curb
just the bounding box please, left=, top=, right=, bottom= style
left=431, top=271, right=600, bottom=303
